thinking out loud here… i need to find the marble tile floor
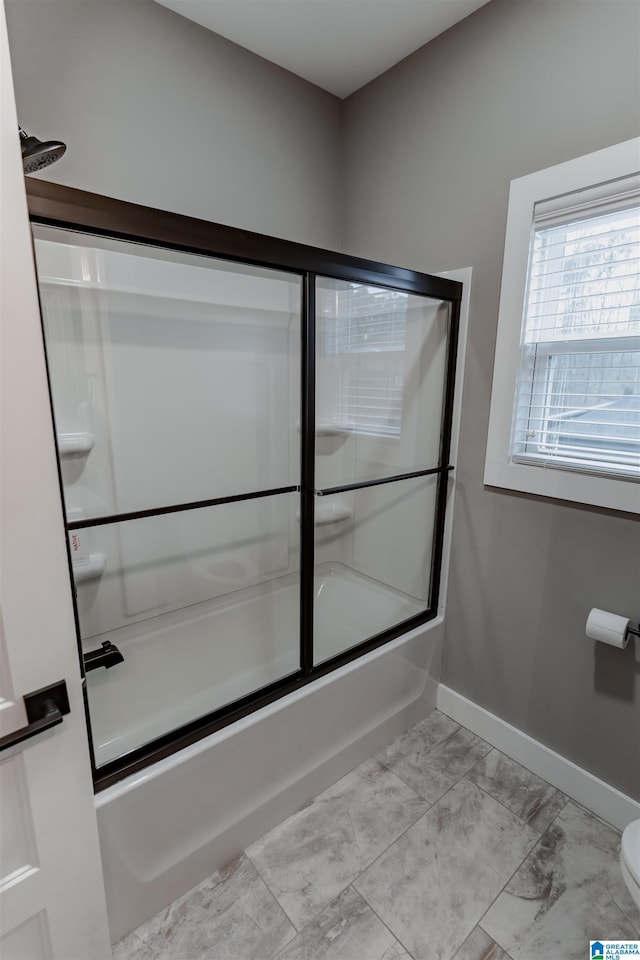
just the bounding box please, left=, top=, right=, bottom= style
left=113, top=710, right=640, bottom=960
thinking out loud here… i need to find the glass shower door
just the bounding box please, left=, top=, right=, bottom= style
left=27, top=177, right=462, bottom=785
left=313, top=277, right=452, bottom=663
left=33, top=225, right=302, bottom=771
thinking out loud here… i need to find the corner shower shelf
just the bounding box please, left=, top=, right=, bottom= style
left=57, top=432, right=95, bottom=457
left=295, top=421, right=354, bottom=438
left=315, top=422, right=354, bottom=438
left=315, top=503, right=352, bottom=525
left=72, top=553, right=106, bottom=583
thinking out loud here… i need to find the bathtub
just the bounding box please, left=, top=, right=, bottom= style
left=94, top=563, right=445, bottom=942
left=86, top=563, right=426, bottom=767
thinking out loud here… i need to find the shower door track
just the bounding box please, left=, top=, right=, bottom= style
left=26, top=178, right=462, bottom=792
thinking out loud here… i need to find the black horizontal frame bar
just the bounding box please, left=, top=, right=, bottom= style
left=65, top=470, right=455, bottom=529
left=67, top=485, right=299, bottom=531
left=26, top=179, right=462, bottom=303
left=316, top=465, right=453, bottom=497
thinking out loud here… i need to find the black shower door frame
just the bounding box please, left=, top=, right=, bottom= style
left=26, top=179, right=462, bottom=791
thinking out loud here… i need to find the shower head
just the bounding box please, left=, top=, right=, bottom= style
left=19, top=127, right=66, bottom=174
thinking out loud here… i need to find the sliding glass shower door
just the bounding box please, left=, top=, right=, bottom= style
left=312, top=278, right=452, bottom=663
left=33, top=225, right=302, bottom=768
left=28, top=179, right=461, bottom=786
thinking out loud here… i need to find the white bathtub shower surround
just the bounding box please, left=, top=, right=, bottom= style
left=33, top=227, right=302, bottom=641
left=87, top=562, right=424, bottom=766
left=96, top=609, right=444, bottom=941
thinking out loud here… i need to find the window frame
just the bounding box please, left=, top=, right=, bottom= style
left=484, top=137, right=640, bottom=514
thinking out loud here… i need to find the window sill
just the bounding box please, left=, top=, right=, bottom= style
left=484, top=457, right=639, bottom=514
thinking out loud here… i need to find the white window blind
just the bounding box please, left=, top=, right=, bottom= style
left=323, top=285, right=408, bottom=437
left=512, top=196, right=640, bottom=479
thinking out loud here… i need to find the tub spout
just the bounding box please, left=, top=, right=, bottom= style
left=84, top=640, right=124, bottom=672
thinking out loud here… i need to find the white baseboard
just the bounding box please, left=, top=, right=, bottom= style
left=437, top=685, right=639, bottom=833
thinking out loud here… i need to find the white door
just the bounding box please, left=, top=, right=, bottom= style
left=0, top=4, right=112, bottom=957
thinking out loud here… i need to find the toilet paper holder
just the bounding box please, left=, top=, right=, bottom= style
left=586, top=608, right=640, bottom=650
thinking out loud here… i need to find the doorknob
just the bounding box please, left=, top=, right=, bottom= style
left=0, top=680, right=70, bottom=753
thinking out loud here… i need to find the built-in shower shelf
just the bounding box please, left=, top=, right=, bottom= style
left=314, top=503, right=353, bottom=526
left=73, top=553, right=106, bottom=583
left=315, top=422, right=353, bottom=438
left=295, top=421, right=353, bottom=437
left=57, top=432, right=95, bottom=457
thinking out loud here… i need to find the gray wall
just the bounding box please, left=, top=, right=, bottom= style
left=5, top=0, right=342, bottom=248
left=342, top=0, right=640, bottom=798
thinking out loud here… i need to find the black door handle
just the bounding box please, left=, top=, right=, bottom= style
left=0, top=679, right=70, bottom=754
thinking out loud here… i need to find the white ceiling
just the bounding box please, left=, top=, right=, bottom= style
left=154, top=0, right=491, bottom=98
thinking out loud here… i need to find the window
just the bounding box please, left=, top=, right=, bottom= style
left=321, top=283, right=408, bottom=437
left=485, top=138, right=640, bottom=513
left=515, top=202, right=639, bottom=475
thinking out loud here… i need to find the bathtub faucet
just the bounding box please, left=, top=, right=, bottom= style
left=83, top=640, right=125, bottom=672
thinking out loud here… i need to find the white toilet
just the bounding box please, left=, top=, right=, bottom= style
left=621, top=819, right=640, bottom=910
